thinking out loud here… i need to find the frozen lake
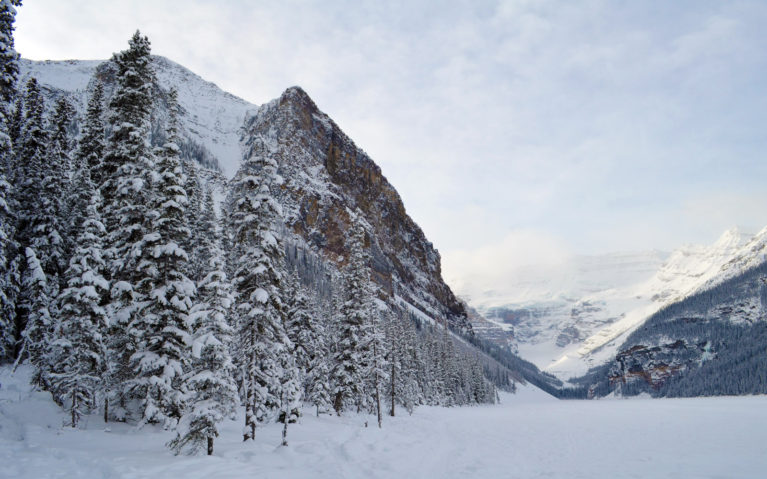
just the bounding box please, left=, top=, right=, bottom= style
left=2, top=366, right=766, bottom=478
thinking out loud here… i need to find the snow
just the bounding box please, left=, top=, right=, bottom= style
left=18, top=57, right=255, bottom=179
left=2, top=366, right=766, bottom=478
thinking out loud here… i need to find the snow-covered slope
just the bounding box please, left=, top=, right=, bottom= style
left=19, top=57, right=254, bottom=177
left=474, top=227, right=757, bottom=379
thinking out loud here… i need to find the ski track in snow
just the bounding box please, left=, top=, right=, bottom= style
left=2, top=367, right=766, bottom=479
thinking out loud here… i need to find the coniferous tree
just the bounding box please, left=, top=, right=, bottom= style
left=306, top=296, right=332, bottom=416
left=48, top=169, right=109, bottom=428
left=77, top=81, right=106, bottom=185
left=181, top=159, right=205, bottom=281
left=0, top=0, right=20, bottom=363
left=284, top=271, right=318, bottom=399
left=168, top=188, right=238, bottom=456
left=0, top=0, right=21, bottom=106
left=17, top=247, right=52, bottom=388
left=332, top=217, right=375, bottom=414
left=127, top=87, right=194, bottom=428
left=44, top=97, right=76, bottom=281
left=367, top=310, right=387, bottom=428
left=384, top=311, right=403, bottom=417
left=99, top=31, right=157, bottom=417
left=0, top=150, right=13, bottom=361
left=228, top=136, right=287, bottom=441
left=15, top=78, right=46, bottom=248
left=278, top=334, right=300, bottom=446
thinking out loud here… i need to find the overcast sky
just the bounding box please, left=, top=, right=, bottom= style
left=14, top=0, right=767, bottom=302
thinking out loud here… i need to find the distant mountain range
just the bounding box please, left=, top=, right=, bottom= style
left=469, top=226, right=767, bottom=380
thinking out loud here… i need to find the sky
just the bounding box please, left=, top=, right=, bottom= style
left=14, top=0, right=767, bottom=304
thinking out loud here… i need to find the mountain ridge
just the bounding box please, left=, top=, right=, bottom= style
left=19, top=55, right=471, bottom=333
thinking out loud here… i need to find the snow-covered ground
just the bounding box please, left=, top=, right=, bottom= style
left=2, top=366, right=766, bottom=479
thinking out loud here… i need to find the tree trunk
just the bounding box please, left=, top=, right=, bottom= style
left=244, top=350, right=256, bottom=441
left=390, top=362, right=396, bottom=417
left=375, top=372, right=382, bottom=428
left=207, top=436, right=214, bottom=456
left=374, top=342, right=382, bottom=428
left=71, top=392, right=78, bottom=428
left=282, top=416, right=288, bottom=446
left=103, top=396, right=109, bottom=423
left=334, top=391, right=343, bottom=416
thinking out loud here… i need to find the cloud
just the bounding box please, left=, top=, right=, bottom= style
left=442, top=229, right=573, bottom=306
left=13, top=0, right=767, bottom=304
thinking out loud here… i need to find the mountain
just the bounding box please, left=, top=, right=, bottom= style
left=470, top=228, right=757, bottom=380
left=240, top=86, right=468, bottom=330
left=19, top=57, right=252, bottom=177
left=19, top=56, right=471, bottom=332
left=572, top=259, right=767, bottom=398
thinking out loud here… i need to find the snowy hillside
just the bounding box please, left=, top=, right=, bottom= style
left=3, top=365, right=766, bottom=479
left=19, top=57, right=254, bottom=177
left=473, top=227, right=757, bottom=379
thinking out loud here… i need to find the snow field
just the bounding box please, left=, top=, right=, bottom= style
left=2, top=367, right=766, bottom=479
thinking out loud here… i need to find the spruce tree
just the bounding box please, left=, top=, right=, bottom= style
left=168, top=188, right=238, bottom=456
left=306, top=295, right=332, bottom=416
left=15, top=78, right=47, bottom=248
left=332, top=216, right=375, bottom=414
left=284, top=271, right=316, bottom=397
left=99, top=31, right=157, bottom=417
left=0, top=151, right=13, bottom=362
left=181, top=159, right=205, bottom=282
left=0, top=0, right=21, bottom=106
left=228, top=136, right=287, bottom=441
left=43, top=97, right=76, bottom=283
left=127, top=87, right=194, bottom=428
left=17, top=247, right=52, bottom=388
left=76, top=81, right=106, bottom=185
left=0, top=0, right=20, bottom=362
left=48, top=170, right=109, bottom=428
left=368, top=310, right=387, bottom=428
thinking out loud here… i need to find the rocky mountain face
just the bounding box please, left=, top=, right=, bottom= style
left=241, top=86, right=468, bottom=330
left=578, top=260, right=767, bottom=398
left=19, top=57, right=471, bottom=332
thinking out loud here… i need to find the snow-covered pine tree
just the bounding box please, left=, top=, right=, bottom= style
left=0, top=143, right=13, bottom=362
left=181, top=159, right=205, bottom=282
left=384, top=310, right=402, bottom=417
left=305, top=293, right=332, bottom=416
left=0, top=0, right=21, bottom=363
left=331, top=216, right=375, bottom=415
left=11, top=78, right=50, bottom=370
left=367, top=309, right=388, bottom=428
left=398, top=312, right=423, bottom=413
left=278, top=332, right=300, bottom=446
left=16, top=247, right=52, bottom=388
left=76, top=81, right=105, bottom=186
left=127, top=87, right=194, bottom=428
left=228, top=135, right=287, bottom=441
left=99, top=31, right=157, bottom=417
left=48, top=168, right=109, bottom=428
left=0, top=0, right=20, bottom=106
left=15, top=78, right=46, bottom=248
left=8, top=95, right=20, bottom=146
left=168, top=187, right=238, bottom=456
left=284, top=271, right=316, bottom=399
left=44, top=97, right=76, bottom=283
